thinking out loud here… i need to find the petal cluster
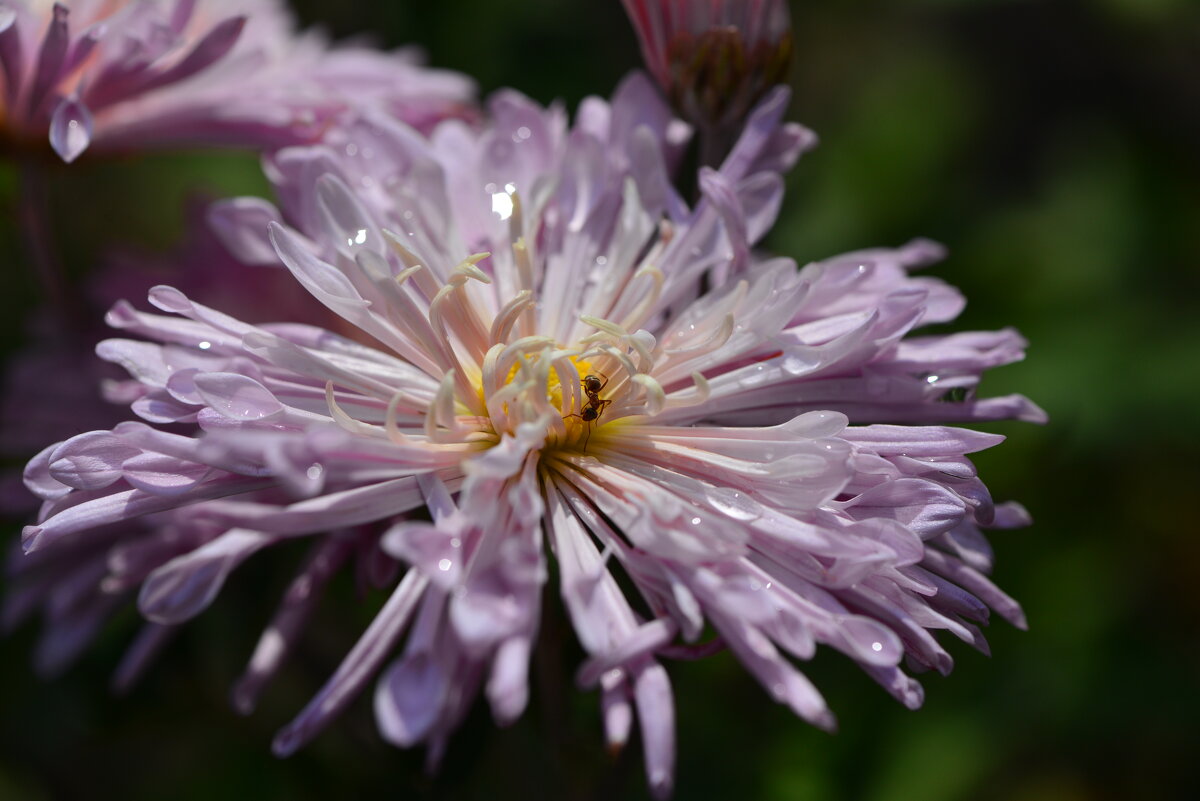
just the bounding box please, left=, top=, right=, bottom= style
left=13, top=73, right=1039, bottom=798
left=0, top=0, right=474, bottom=162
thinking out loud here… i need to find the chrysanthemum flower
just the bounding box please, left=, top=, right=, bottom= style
left=16, top=75, right=1040, bottom=797
left=0, top=0, right=474, bottom=162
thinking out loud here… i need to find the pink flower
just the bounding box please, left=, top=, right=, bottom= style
left=0, top=0, right=474, bottom=162
left=16, top=76, right=1039, bottom=797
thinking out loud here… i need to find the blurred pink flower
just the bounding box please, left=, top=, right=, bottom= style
left=0, top=195, right=327, bottom=516
left=0, top=0, right=474, bottom=162
left=15, top=76, right=1039, bottom=797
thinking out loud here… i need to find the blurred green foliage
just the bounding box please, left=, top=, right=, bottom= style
left=2, top=1, right=1198, bottom=799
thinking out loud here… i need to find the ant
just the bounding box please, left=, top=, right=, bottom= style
left=565, top=373, right=611, bottom=451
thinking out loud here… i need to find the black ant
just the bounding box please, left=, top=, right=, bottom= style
left=565, top=373, right=611, bottom=451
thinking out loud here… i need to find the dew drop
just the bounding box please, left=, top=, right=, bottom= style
left=438, top=558, right=452, bottom=572
left=198, top=341, right=212, bottom=350
left=690, top=516, right=701, bottom=526
left=305, top=463, right=324, bottom=481
left=781, top=352, right=819, bottom=375
left=705, top=487, right=760, bottom=521
left=491, top=191, right=514, bottom=220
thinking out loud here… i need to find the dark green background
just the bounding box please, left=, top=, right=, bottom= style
left=2, top=1, right=1197, bottom=798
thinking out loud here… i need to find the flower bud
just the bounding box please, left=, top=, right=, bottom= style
left=621, top=0, right=794, bottom=141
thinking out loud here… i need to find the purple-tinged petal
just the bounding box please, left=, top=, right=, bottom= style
left=121, top=452, right=210, bottom=496
left=602, top=679, right=634, bottom=752
left=381, top=520, right=463, bottom=590
left=375, top=650, right=448, bottom=746
left=139, top=528, right=271, bottom=623
left=23, top=474, right=273, bottom=554
left=921, top=548, right=1027, bottom=630
left=49, top=96, right=94, bottom=163
left=48, top=431, right=142, bottom=491
left=843, top=425, right=1004, bottom=457
left=112, top=623, right=178, bottom=694
left=193, top=372, right=285, bottom=421
left=274, top=570, right=428, bottom=757
left=232, top=537, right=352, bottom=714
left=27, top=2, right=69, bottom=117
left=0, top=7, right=23, bottom=105
left=207, top=197, right=283, bottom=266
left=634, top=664, right=675, bottom=800
left=24, top=442, right=72, bottom=501
left=991, top=501, right=1033, bottom=529
left=486, top=636, right=532, bottom=726
left=34, top=593, right=124, bottom=678
left=136, top=16, right=246, bottom=95
left=841, top=479, right=968, bottom=539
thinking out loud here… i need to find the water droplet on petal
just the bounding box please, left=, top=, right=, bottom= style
left=491, top=191, right=514, bottom=220
left=705, top=487, right=760, bottom=521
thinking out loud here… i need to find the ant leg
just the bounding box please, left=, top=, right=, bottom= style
left=563, top=412, right=592, bottom=451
